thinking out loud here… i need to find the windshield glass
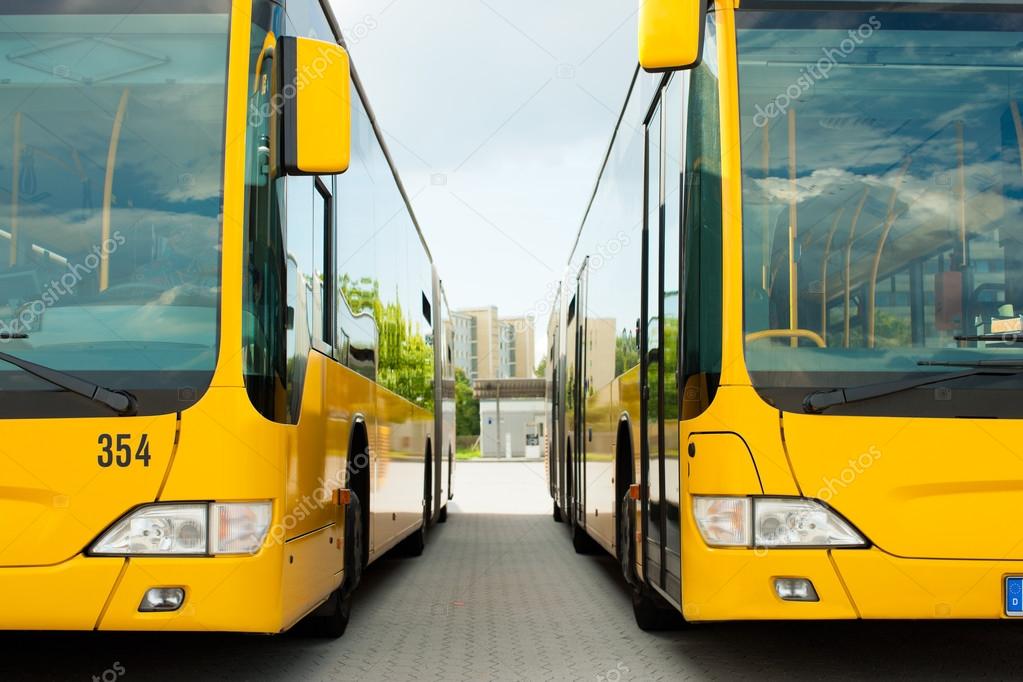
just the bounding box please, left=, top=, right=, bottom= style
left=738, top=7, right=1023, bottom=412
left=0, top=2, right=229, bottom=414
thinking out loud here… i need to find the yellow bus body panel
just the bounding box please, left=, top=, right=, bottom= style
left=584, top=379, right=616, bottom=552
left=0, top=558, right=124, bottom=630
left=372, top=385, right=430, bottom=557
left=833, top=550, right=1023, bottom=619
left=98, top=552, right=285, bottom=633
left=0, top=415, right=178, bottom=568
left=783, top=414, right=1023, bottom=561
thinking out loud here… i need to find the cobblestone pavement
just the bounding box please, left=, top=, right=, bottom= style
left=7, top=461, right=1023, bottom=681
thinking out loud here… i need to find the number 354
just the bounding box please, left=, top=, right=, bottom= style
left=98, top=434, right=152, bottom=468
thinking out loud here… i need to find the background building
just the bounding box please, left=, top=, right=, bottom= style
left=500, top=316, right=535, bottom=379
left=450, top=311, right=473, bottom=377
left=447, top=306, right=536, bottom=379
left=474, top=379, right=546, bottom=459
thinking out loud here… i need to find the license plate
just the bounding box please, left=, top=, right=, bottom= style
left=1006, top=577, right=1023, bottom=616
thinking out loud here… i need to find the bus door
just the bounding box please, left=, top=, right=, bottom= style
left=573, top=262, right=590, bottom=527
left=641, top=79, right=685, bottom=601
left=550, top=320, right=562, bottom=503
left=641, top=94, right=667, bottom=592
left=564, top=290, right=580, bottom=524
left=661, top=75, right=684, bottom=601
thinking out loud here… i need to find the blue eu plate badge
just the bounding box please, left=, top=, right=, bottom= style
left=1006, top=577, right=1023, bottom=616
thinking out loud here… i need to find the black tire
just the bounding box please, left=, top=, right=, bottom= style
left=553, top=502, right=564, bottom=523
left=618, top=494, right=635, bottom=585
left=632, top=584, right=685, bottom=631
left=298, top=490, right=363, bottom=638
left=302, top=587, right=354, bottom=638
left=343, top=492, right=364, bottom=593
left=571, top=516, right=600, bottom=554
left=398, top=520, right=426, bottom=557
left=615, top=420, right=633, bottom=579
left=347, top=424, right=371, bottom=571
left=398, top=444, right=430, bottom=556
left=438, top=504, right=448, bottom=524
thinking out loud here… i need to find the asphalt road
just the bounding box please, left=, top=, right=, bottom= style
left=5, top=461, right=1023, bottom=681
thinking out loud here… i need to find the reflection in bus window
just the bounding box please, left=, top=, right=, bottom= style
left=739, top=11, right=1023, bottom=398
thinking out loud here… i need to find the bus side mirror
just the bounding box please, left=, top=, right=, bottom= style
left=638, top=0, right=706, bottom=72
left=278, top=36, right=351, bottom=175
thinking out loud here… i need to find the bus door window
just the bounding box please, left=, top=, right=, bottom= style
left=313, top=177, right=334, bottom=351
left=662, top=73, right=684, bottom=597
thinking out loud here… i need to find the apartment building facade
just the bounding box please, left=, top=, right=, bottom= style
left=447, top=307, right=536, bottom=379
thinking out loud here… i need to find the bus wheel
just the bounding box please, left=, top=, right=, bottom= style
left=399, top=445, right=430, bottom=556
left=571, top=517, right=600, bottom=554
left=301, top=492, right=363, bottom=638
left=398, top=520, right=426, bottom=557
left=553, top=502, right=563, bottom=523
left=305, top=586, right=354, bottom=638
left=631, top=584, right=685, bottom=631
left=618, top=494, right=636, bottom=585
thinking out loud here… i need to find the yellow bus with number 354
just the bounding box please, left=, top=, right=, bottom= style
left=0, top=0, right=455, bottom=636
left=546, top=0, right=1023, bottom=628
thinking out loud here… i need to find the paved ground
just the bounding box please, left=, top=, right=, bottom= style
left=7, top=461, right=1023, bottom=680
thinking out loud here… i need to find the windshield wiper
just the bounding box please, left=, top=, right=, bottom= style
left=802, top=361, right=1023, bottom=414
left=918, top=359, right=1023, bottom=368
left=954, top=334, right=1023, bottom=343
left=0, top=350, right=137, bottom=416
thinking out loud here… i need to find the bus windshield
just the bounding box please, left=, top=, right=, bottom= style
left=737, top=7, right=1023, bottom=413
left=0, top=3, right=229, bottom=413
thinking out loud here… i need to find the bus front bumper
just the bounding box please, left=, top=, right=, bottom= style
left=682, top=546, right=1023, bottom=621
left=0, top=553, right=283, bottom=633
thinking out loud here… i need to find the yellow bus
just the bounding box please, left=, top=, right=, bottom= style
left=0, top=0, right=454, bottom=636
left=546, top=0, right=1023, bottom=628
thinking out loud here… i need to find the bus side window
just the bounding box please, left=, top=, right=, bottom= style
left=313, top=177, right=334, bottom=349
left=681, top=22, right=723, bottom=422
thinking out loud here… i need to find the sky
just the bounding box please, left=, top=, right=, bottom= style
left=329, top=0, right=639, bottom=369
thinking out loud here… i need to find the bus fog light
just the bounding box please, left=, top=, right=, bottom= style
left=91, top=504, right=208, bottom=555
left=210, top=502, right=272, bottom=555
left=693, top=496, right=750, bottom=546
left=774, top=578, right=818, bottom=602
left=139, top=587, right=185, bottom=612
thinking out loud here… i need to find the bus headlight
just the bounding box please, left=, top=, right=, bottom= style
left=693, top=496, right=751, bottom=546
left=210, top=502, right=273, bottom=555
left=91, top=504, right=207, bottom=555
left=692, top=496, right=867, bottom=548
left=91, top=502, right=272, bottom=556
left=754, top=498, right=865, bottom=548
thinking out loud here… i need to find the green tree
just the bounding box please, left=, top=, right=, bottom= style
left=339, top=274, right=378, bottom=316
left=534, top=357, right=547, bottom=378
left=341, top=275, right=435, bottom=409
left=615, top=331, right=640, bottom=375
left=455, top=368, right=480, bottom=436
